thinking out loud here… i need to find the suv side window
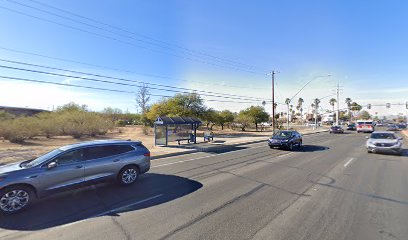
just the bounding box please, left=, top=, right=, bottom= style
left=110, top=145, right=135, bottom=155
left=82, top=145, right=134, bottom=161
left=53, top=149, right=83, bottom=165
left=82, top=146, right=113, bottom=161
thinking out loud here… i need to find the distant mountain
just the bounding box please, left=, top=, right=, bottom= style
left=0, top=106, right=48, bottom=116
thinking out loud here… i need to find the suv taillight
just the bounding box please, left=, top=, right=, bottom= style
left=144, top=152, right=151, bottom=157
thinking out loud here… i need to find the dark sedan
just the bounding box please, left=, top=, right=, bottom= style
left=346, top=123, right=356, bottom=130
left=387, top=124, right=399, bottom=131
left=330, top=126, right=344, bottom=134
left=268, top=130, right=302, bottom=151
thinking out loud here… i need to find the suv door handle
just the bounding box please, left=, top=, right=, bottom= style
left=113, top=159, right=120, bottom=162
left=75, top=165, right=84, bottom=169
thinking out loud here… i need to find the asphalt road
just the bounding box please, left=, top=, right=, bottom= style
left=1, top=130, right=408, bottom=240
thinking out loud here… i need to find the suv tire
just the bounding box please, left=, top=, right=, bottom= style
left=118, top=166, right=139, bottom=185
left=0, top=185, right=35, bottom=214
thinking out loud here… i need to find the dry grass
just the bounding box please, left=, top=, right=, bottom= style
left=0, top=126, right=154, bottom=165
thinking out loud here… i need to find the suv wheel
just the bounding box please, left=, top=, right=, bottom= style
left=0, top=185, right=34, bottom=214
left=118, top=166, right=139, bottom=185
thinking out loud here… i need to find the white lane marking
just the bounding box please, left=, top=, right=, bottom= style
left=152, top=145, right=266, bottom=168
left=344, top=158, right=354, bottom=167
left=94, top=194, right=163, bottom=217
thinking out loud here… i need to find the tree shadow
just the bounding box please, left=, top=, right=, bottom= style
left=0, top=173, right=202, bottom=231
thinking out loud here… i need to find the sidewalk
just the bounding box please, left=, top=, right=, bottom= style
left=151, top=127, right=329, bottom=159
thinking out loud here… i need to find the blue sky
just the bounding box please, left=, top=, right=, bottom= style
left=0, top=0, right=407, bottom=116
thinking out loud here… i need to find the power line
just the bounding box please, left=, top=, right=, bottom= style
left=24, top=0, right=265, bottom=71
left=0, top=75, right=268, bottom=104
left=0, top=46, right=264, bottom=90
left=0, top=3, right=265, bottom=75
left=0, top=59, right=269, bottom=101
left=20, top=0, right=268, bottom=73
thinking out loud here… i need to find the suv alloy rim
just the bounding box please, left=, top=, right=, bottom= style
left=122, top=168, right=138, bottom=184
left=0, top=190, right=29, bottom=212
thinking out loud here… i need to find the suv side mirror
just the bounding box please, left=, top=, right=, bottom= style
left=47, top=161, right=58, bottom=169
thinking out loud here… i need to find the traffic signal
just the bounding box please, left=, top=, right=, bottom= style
left=386, top=103, right=391, bottom=108
left=367, top=104, right=371, bottom=109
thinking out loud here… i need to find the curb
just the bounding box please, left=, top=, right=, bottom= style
left=151, top=129, right=329, bottom=160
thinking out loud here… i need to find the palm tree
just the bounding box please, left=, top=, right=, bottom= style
left=297, top=97, right=304, bottom=122
left=313, top=98, right=321, bottom=109
left=329, top=98, right=336, bottom=113
left=285, top=98, right=291, bottom=129
left=345, top=97, right=352, bottom=121
left=313, top=98, right=320, bottom=126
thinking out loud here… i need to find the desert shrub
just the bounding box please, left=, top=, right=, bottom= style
left=58, top=111, right=114, bottom=138
left=0, top=110, right=15, bottom=120
left=116, top=120, right=128, bottom=127
left=36, top=112, right=62, bottom=138
left=0, top=117, right=40, bottom=143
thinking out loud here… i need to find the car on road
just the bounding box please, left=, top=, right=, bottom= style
left=397, top=123, right=407, bottom=129
left=375, top=122, right=384, bottom=127
left=268, top=130, right=302, bottom=150
left=366, top=131, right=403, bottom=155
left=0, top=140, right=150, bottom=214
left=346, top=123, right=356, bottom=130
left=356, top=120, right=375, bottom=133
left=386, top=124, right=400, bottom=131
left=330, top=126, right=344, bottom=134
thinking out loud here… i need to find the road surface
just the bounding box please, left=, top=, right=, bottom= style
left=1, top=130, right=408, bottom=240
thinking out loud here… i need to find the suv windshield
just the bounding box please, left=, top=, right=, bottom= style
left=370, top=133, right=396, bottom=140
left=24, top=149, right=63, bottom=168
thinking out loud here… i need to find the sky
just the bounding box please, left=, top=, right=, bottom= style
left=0, top=0, right=407, bottom=117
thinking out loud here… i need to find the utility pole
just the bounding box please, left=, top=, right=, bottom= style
left=287, top=103, right=290, bottom=130
left=314, top=104, right=318, bottom=130
left=270, top=71, right=277, bottom=134
left=336, top=81, right=340, bottom=126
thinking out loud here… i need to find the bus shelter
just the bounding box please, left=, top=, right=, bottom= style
left=154, top=116, right=202, bottom=146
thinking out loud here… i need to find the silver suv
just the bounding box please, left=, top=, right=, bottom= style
left=0, top=140, right=150, bottom=214
left=366, top=131, right=403, bottom=155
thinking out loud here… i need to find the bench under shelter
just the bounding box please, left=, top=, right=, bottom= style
left=154, top=116, right=202, bottom=146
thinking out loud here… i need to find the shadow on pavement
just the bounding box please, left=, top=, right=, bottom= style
left=298, top=145, right=329, bottom=152
left=0, top=173, right=202, bottom=231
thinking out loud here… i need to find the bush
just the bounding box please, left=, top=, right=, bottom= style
left=58, top=111, right=114, bottom=138
left=0, top=117, right=40, bottom=143
left=36, top=112, right=62, bottom=138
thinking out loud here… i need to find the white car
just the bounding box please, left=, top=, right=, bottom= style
left=366, top=131, right=403, bottom=155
